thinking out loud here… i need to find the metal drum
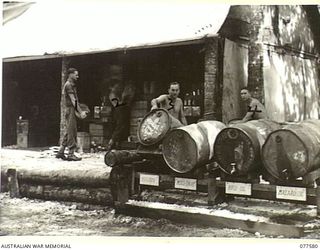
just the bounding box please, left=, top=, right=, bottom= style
left=137, top=108, right=182, bottom=146
left=262, top=119, right=320, bottom=181
left=214, top=119, right=281, bottom=175
left=162, top=120, right=226, bottom=173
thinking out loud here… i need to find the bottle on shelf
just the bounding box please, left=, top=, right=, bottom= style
left=184, top=93, right=190, bottom=106
left=183, top=93, right=192, bottom=116
left=191, top=91, right=196, bottom=106
left=191, top=89, right=201, bottom=117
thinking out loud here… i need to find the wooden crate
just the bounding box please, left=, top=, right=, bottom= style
left=77, top=132, right=90, bottom=152
left=89, top=123, right=104, bottom=136
left=130, top=101, right=148, bottom=118
left=130, top=118, right=142, bottom=137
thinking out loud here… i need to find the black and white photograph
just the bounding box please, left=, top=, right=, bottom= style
left=1, top=0, right=320, bottom=248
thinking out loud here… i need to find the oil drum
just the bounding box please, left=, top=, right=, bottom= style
left=162, top=120, right=226, bottom=173
left=262, top=119, right=320, bottom=181
left=214, top=119, right=281, bottom=175
left=137, top=108, right=182, bottom=146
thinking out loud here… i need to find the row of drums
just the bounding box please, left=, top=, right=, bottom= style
left=138, top=109, right=320, bottom=182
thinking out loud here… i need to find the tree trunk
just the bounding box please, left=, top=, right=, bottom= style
left=59, top=57, right=70, bottom=144
left=19, top=184, right=113, bottom=206
left=104, top=150, right=142, bottom=167
left=12, top=167, right=111, bottom=188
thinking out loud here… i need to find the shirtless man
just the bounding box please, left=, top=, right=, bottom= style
left=239, top=87, right=267, bottom=122
left=151, top=82, right=187, bottom=126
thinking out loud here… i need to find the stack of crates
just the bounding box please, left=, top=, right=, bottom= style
left=89, top=123, right=104, bottom=145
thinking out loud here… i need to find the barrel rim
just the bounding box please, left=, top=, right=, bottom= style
left=162, top=128, right=198, bottom=174
left=137, top=108, right=171, bottom=146
left=261, top=128, right=309, bottom=180
left=213, top=126, right=258, bottom=175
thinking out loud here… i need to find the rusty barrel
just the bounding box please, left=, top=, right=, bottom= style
left=262, top=119, right=320, bottom=181
left=214, top=119, right=281, bottom=175
left=137, top=108, right=183, bottom=146
left=162, top=121, right=226, bottom=173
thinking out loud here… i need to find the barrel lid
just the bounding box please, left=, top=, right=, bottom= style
left=137, top=108, right=172, bottom=146
left=162, top=127, right=198, bottom=173
left=262, top=129, right=309, bottom=180
left=214, top=126, right=257, bottom=175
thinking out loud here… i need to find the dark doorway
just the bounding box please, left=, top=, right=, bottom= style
left=2, top=58, right=61, bottom=147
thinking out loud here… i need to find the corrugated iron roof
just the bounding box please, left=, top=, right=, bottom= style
left=2, top=1, right=230, bottom=60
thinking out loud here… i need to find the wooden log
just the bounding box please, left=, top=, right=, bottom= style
left=162, top=121, right=226, bottom=173
left=6, top=167, right=111, bottom=188
left=110, top=166, right=130, bottom=204
left=262, top=119, right=320, bottom=181
left=19, top=184, right=113, bottom=206
left=1, top=172, right=8, bottom=192
left=6, top=168, right=20, bottom=198
left=104, top=150, right=142, bottom=167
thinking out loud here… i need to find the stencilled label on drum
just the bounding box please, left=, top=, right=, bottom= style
left=276, top=186, right=306, bottom=201
left=225, top=182, right=252, bottom=196
left=174, top=177, right=197, bottom=190
left=139, top=174, right=159, bottom=186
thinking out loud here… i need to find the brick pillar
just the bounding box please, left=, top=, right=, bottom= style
left=203, top=37, right=222, bottom=120
left=59, top=57, right=70, bottom=144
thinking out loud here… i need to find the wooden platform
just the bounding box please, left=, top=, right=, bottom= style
left=111, top=160, right=320, bottom=237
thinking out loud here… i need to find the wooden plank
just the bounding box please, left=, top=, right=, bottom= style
left=207, top=176, right=219, bottom=205
left=222, top=39, right=248, bottom=123
left=135, top=172, right=317, bottom=205
left=117, top=201, right=304, bottom=238
left=136, top=190, right=208, bottom=207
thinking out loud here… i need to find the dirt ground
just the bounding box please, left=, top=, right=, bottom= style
left=1, top=192, right=320, bottom=238
left=1, top=148, right=320, bottom=239
left=0, top=192, right=255, bottom=237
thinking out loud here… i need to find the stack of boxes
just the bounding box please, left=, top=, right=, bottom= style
left=89, top=123, right=105, bottom=145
